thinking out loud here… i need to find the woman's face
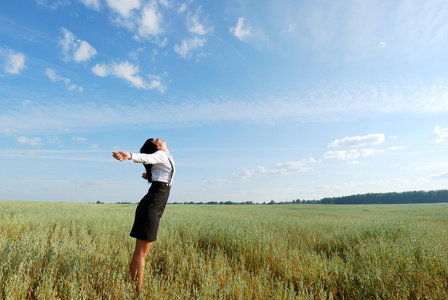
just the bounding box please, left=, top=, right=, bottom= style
left=152, top=138, right=166, bottom=149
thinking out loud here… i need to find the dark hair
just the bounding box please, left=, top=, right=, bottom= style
left=140, top=138, right=158, bottom=182
left=140, top=138, right=158, bottom=154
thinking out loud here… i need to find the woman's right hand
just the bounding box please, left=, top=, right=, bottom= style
left=112, top=151, right=131, bottom=161
left=142, top=173, right=147, bottom=180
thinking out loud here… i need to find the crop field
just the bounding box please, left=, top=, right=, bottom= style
left=1, top=202, right=447, bottom=299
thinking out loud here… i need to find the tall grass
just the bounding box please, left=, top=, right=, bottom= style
left=1, top=202, right=447, bottom=299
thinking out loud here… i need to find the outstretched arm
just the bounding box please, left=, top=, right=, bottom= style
left=112, top=151, right=132, bottom=162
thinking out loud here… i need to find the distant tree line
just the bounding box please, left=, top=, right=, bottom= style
left=106, top=190, right=448, bottom=205
left=170, top=190, right=448, bottom=205
left=320, top=190, right=448, bottom=205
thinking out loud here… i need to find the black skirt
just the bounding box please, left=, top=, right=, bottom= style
left=130, top=182, right=171, bottom=242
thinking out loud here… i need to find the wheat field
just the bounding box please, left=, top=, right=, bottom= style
left=1, top=201, right=447, bottom=299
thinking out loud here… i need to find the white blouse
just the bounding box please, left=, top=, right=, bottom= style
left=130, top=150, right=175, bottom=185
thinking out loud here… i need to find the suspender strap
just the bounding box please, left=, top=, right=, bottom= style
left=167, top=157, right=175, bottom=186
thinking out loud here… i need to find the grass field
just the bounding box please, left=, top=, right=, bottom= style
left=1, top=202, right=447, bottom=299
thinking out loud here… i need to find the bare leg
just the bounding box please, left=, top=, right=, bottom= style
left=130, top=239, right=153, bottom=293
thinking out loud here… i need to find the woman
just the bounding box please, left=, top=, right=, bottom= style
left=112, top=138, right=175, bottom=293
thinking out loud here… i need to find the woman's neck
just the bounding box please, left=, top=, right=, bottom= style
left=159, top=146, right=169, bottom=153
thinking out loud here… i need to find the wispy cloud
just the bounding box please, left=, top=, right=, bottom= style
left=135, top=2, right=164, bottom=39
left=0, top=46, right=27, bottom=75
left=17, top=136, right=42, bottom=146
left=72, top=136, right=87, bottom=143
left=388, top=146, right=405, bottom=151
left=45, top=68, right=83, bottom=92
left=0, top=150, right=112, bottom=162
left=434, top=126, right=448, bottom=143
left=173, top=6, right=212, bottom=60
left=187, top=7, right=212, bottom=36
left=203, top=178, right=233, bottom=190
left=58, top=28, right=97, bottom=63
left=432, top=172, right=448, bottom=179
left=2, top=83, right=448, bottom=134
left=174, top=36, right=206, bottom=59
left=325, top=133, right=386, bottom=160
left=103, top=0, right=165, bottom=42
left=105, top=0, right=141, bottom=18
left=291, top=0, right=448, bottom=59
left=80, top=0, right=100, bottom=11
left=230, top=17, right=251, bottom=41
left=232, top=158, right=316, bottom=182
left=92, top=61, right=166, bottom=92
left=328, top=134, right=385, bottom=148
left=34, top=0, right=70, bottom=10
left=178, top=3, right=187, bottom=13
left=323, top=149, right=382, bottom=160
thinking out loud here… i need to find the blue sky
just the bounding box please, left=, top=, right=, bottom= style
left=1, top=0, right=448, bottom=203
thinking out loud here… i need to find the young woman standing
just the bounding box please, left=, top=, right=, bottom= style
left=112, top=138, right=175, bottom=293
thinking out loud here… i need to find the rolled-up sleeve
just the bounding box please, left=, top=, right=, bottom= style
left=131, top=151, right=165, bottom=165
left=130, top=151, right=166, bottom=165
left=130, top=150, right=174, bottom=184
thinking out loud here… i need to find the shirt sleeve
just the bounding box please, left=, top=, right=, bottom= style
left=130, top=151, right=167, bottom=165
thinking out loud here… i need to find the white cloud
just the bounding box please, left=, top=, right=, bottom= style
left=17, top=136, right=42, bottom=146
left=435, top=126, right=448, bottom=143
left=158, top=37, right=168, bottom=47
left=34, top=0, right=70, bottom=10
left=72, top=136, right=86, bottom=143
left=102, top=0, right=166, bottom=43
left=73, top=40, right=97, bottom=62
left=45, top=68, right=84, bottom=92
left=205, top=179, right=232, bottom=185
left=112, top=62, right=145, bottom=88
left=2, top=129, right=15, bottom=135
left=378, top=41, right=387, bottom=48
left=158, top=0, right=171, bottom=8
left=178, top=3, right=187, bottom=13
left=48, top=137, right=58, bottom=144
left=80, top=0, right=100, bottom=10
left=232, top=158, right=316, bottom=182
left=128, top=47, right=145, bottom=62
left=232, top=169, right=256, bottom=183
left=147, top=74, right=167, bottom=93
left=328, top=134, right=385, bottom=148
left=91, top=64, right=108, bottom=77
left=172, top=7, right=211, bottom=60
left=388, top=146, right=405, bottom=151
left=105, top=0, right=141, bottom=18
left=0, top=46, right=27, bottom=75
left=187, top=7, right=212, bottom=35
left=203, top=178, right=233, bottom=190
left=174, top=36, right=206, bottom=59
left=92, top=61, right=166, bottom=93
left=58, top=28, right=97, bottom=63
left=59, top=28, right=74, bottom=62
left=323, top=149, right=379, bottom=160
left=273, top=159, right=317, bottom=174
left=136, top=2, right=163, bottom=39
left=229, top=17, right=251, bottom=41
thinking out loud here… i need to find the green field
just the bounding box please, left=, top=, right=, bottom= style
left=1, top=202, right=447, bottom=299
